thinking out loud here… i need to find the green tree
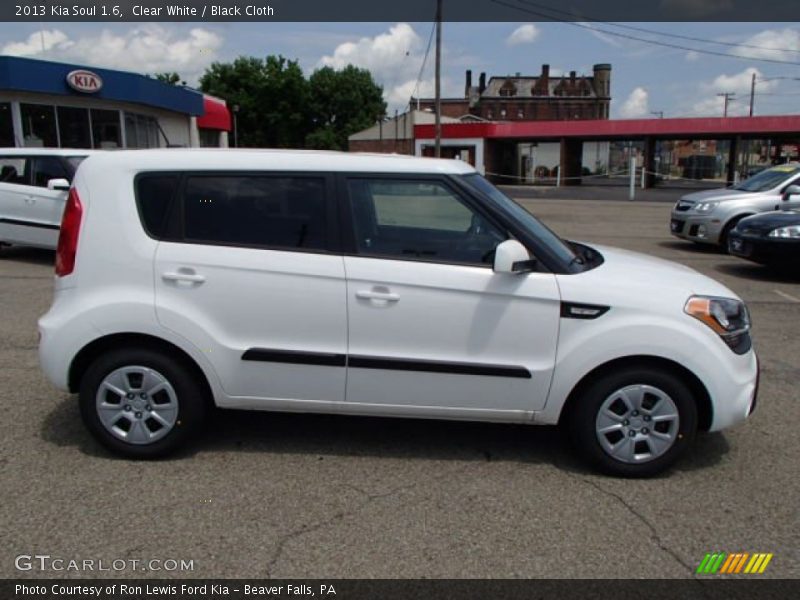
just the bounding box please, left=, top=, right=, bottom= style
left=154, top=72, right=183, bottom=85
left=307, top=65, right=386, bottom=150
left=199, top=55, right=310, bottom=148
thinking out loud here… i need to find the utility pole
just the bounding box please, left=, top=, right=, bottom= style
left=717, top=92, right=735, bottom=117
left=650, top=111, right=664, bottom=119
left=434, top=0, right=442, bottom=158
left=749, top=72, right=756, bottom=117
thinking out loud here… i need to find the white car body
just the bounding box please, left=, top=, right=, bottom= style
left=38, top=149, right=759, bottom=475
left=0, top=148, right=93, bottom=250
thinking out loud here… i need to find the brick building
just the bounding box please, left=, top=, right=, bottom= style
left=414, top=64, right=611, bottom=121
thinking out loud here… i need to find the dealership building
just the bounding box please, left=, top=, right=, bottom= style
left=0, top=56, right=231, bottom=150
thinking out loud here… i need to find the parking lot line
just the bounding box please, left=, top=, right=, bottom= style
left=773, top=289, right=800, bottom=303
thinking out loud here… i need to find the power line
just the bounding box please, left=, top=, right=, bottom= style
left=507, top=0, right=800, bottom=55
left=490, top=0, right=800, bottom=66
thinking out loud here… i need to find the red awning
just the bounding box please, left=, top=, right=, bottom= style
left=197, top=95, right=232, bottom=131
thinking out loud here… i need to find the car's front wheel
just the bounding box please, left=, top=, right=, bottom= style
left=79, top=348, right=207, bottom=458
left=569, top=366, right=698, bottom=477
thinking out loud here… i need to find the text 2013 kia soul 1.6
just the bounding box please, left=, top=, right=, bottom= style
left=38, top=150, right=758, bottom=476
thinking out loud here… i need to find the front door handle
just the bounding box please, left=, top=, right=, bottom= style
left=162, top=270, right=206, bottom=284
left=356, top=288, right=400, bottom=302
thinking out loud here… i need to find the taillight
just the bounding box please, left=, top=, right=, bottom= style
left=55, top=188, right=83, bottom=277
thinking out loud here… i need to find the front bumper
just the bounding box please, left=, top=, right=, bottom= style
left=728, top=231, right=800, bottom=265
left=670, top=212, right=724, bottom=244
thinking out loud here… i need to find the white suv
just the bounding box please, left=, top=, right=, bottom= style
left=38, top=150, right=759, bottom=477
left=0, top=148, right=91, bottom=251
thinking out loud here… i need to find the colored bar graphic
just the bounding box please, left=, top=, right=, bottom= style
left=700, top=552, right=774, bottom=575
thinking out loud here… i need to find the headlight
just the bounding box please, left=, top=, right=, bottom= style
left=684, top=296, right=751, bottom=354
left=768, top=225, right=800, bottom=239
left=694, top=201, right=719, bottom=213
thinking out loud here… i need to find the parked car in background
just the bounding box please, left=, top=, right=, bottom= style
left=39, top=149, right=758, bottom=477
left=728, top=209, right=800, bottom=267
left=0, top=148, right=91, bottom=251
left=670, top=163, right=800, bottom=249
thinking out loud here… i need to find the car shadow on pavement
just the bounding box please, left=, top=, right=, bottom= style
left=0, top=246, right=55, bottom=266
left=656, top=240, right=725, bottom=255
left=715, top=262, right=800, bottom=283
left=40, top=397, right=731, bottom=476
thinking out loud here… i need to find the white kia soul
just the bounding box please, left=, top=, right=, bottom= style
left=38, top=150, right=759, bottom=477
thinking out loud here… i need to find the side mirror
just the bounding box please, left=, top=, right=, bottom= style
left=47, top=178, right=70, bottom=191
left=781, top=184, right=800, bottom=202
left=493, top=239, right=536, bottom=274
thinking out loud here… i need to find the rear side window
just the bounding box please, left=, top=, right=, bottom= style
left=0, top=157, right=28, bottom=185
left=136, top=175, right=180, bottom=238
left=183, top=176, right=327, bottom=251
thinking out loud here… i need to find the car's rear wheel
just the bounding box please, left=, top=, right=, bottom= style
left=569, top=366, right=697, bottom=477
left=79, top=348, right=207, bottom=458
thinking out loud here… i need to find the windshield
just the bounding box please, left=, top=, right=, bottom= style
left=733, top=164, right=800, bottom=192
left=459, top=173, right=579, bottom=267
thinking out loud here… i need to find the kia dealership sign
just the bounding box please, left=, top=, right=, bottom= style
left=66, top=70, right=103, bottom=93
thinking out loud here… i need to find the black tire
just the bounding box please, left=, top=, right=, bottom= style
left=568, top=366, right=697, bottom=478
left=79, top=348, right=208, bottom=459
left=719, top=216, right=747, bottom=251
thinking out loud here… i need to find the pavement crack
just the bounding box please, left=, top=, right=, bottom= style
left=568, top=472, right=694, bottom=573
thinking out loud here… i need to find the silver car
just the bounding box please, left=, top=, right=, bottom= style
left=670, top=163, right=800, bottom=247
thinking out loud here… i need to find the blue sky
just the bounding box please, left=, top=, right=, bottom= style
left=1, top=21, right=798, bottom=119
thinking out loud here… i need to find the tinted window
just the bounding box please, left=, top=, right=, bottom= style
left=347, top=178, right=505, bottom=265
left=57, top=107, right=92, bottom=149
left=0, top=103, right=14, bottom=147
left=31, top=157, right=68, bottom=187
left=0, top=157, right=28, bottom=185
left=136, top=175, right=180, bottom=238
left=183, top=176, right=327, bottom=251
left=21, top=104, right=57, bottom=147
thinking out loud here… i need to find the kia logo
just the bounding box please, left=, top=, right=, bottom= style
left=66, top=70, right=103, bottom=93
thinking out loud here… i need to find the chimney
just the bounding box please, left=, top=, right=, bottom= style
left=478, top=72, right=486, bottom=94
left=570, top=70, right=576, bottom=82
left=465, top=69, right=472, bottom=97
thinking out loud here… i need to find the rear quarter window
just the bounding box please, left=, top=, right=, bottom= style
left=136, top=175, right=180, bottom=238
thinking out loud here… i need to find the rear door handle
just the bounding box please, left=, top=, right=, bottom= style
left=356, top=289, right=400, bottom=302
left=162, top=270, right=206, bottom=284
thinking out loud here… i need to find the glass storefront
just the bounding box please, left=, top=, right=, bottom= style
left=0, top=103, right=14, bottom=147
left=57, top=106, right=92, bottom=148
left=21, top=103, right=58, bottom=147
left=124, top=112, right=161, bottom=148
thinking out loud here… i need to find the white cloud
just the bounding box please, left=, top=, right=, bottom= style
left=619, top=87, right=649, bottom=118
left=687, top=67, right=777, bottom=116
left=506, top=24, right=540, bottom=46
left=319, top=23, right=461, bottom=111
left=1, top=30, right=71, bottom=56
left=0, top=26, right=223, bottom=84
left=730, top=28, right=800, bottom=62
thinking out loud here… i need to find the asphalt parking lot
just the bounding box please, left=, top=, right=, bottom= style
left=1, top=195, right=798, bottom=580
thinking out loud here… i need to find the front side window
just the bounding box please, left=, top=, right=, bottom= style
left=31, top=157, right=68, bottom=187
left=183, top=175, right=327, bottom=251
left=347, top=178, right=506, bottom=265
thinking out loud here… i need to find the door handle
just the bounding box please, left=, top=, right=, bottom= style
left=356, top=289, right=400, bottom=302
left=162, top=270, right=206, bottom=284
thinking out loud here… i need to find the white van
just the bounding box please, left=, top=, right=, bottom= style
left=0, top=148, right=92, bottom=251
left=38, top=150, right=759, bottom=477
